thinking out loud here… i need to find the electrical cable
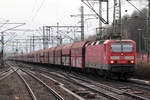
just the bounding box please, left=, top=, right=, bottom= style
left=126, top=0, right=147, bottom=17
left=31, top=0, right=46, bottom=23
left=82, top=0, right=108, bottom=24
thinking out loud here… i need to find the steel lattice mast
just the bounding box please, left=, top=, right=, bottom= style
left=112, top=0, right=121, bottom=38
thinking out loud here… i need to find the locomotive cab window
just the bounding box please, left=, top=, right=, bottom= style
left=111, top=43, right=133, bottom=52
left=111, top=43, right=121, bottom=52
left=122, top=43, right=133, bottom=52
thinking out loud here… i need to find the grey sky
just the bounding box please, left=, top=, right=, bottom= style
left=0, top=0, right=147, bottom=54
left=0, top=0, right=146, bottom=28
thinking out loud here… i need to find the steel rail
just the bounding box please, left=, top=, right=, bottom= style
left=14, top=63, right=150, bottom=100
left=38, top=69, right=119, bottom=100
left=0, top=68, right=14, bottom=81
left=15, top=70, right=37, bottom=100
left=0, top=67, right=12, bottom=75
left=40, top=68, right=150, bottom=100
left=65, top=73, right=150, bottom=100
left=21, top=69, right=65, bottom=100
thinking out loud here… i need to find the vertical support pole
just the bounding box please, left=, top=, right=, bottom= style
left=16, top=40, right=18, bottom=53
left=33, top=34, right=35, bottom=51
left=26, top=39, right=28, bottom=53
left=81, top=6, right=84, bottom=41
left=1, top=32, right=4, bottom=66
left=99, top=0, right=102, bottom=39
left=30, top=37, right=32, bottom=52
left=57, top=22, right=59, bottom=46
left=107, top=0, right=109, bottom=24
left=148, top=0, right=150, bottom=55
left=43, top=26, right=46, bottom=49
left=119, top=0, right=122, bottom=37
left=138, top=30, right=141, bottom=53
left=113, top=0, right=121, bottom=38
left=12, top=41, right=14, bottom=54
left=51, top=27, right=54, bottom=47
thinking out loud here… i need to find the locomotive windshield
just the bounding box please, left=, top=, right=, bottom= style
left=111, top=43, right=133, bottom=52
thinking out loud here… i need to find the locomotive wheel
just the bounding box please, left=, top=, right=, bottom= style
left=103, top=71, right=109, bottom=79
left=96, top=70, right=103, bottom=76
left=118, top=73, right=121, bottom=80
left=123, top=73, right=128, bottom=81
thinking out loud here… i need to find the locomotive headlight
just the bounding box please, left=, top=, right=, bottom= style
left=130, top=60, right=134, bottom=64
left=125, top=56, right=134, bottom=60
left=110, top=60, right=115, bottom=64
left=110, top=56, right=120, bottom=60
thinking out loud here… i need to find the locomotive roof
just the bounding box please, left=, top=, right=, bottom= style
left=104, top=39, right=135, bottom=44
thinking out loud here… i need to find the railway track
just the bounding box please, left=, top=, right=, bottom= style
left=0, top=67, right=15, bottom=81
left=23, top=65, right=132, bottom=100
left=12, top=62, right=150, bottom=100
left=67, top=73, right=150, bottom=100
left=15, top=68, right=64, bottom=100
left=30, top=65, right=150, bottom=100
left=47, top=71, right=150, bottom=100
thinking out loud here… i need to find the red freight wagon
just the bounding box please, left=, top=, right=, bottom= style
left=25, top=54, right=29, bottom=62
left=37, top=50, right=44, bottom=63
left=71, top=41, right=88, bottom=68
left=43, top=48, right=49, bottom=64
left=29, top=52, right=34, bottom=63
left=34, top=51, right=39, bottom=63
left=62, top=43, right=73, bottom=66
left=55, top=45, right=64, bottom=65
left=35, top=50, right=41, bottom=63
left=48, top=47, right=56, bottom=64
left=85, top=40, right=106, bottom=69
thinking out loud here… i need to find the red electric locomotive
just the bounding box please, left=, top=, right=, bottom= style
left=85, top=39, right=136, bottom=79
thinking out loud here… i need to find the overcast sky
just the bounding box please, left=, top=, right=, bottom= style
left=0, top=0, right=147, bottom=29
left=0, top=0, right=147, bottom=54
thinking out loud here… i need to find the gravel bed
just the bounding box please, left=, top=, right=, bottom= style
left=0, top=72, right=31, bottom=100
left=12, top=62, right=150, bottom=100
left=100, top=80, right=150, bottom=99
left=0, top=67, right=9, bottom=73
left=19, top=70, right=58, bottom=100
left=31, top=71, right=80, bottom=100
left=33, top=69, right=108, bottom=100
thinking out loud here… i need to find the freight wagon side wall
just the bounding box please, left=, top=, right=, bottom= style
left=54, top=50, right=62, bottom=65
left=71, top=48, right=84, bottom=68
left=85, top=44, right=106, bottom=69
left=71, top=41, right=88, bottom=68
left=62, top=44, right=73, bottom=66
left=49, top=50, right=54, bottom=64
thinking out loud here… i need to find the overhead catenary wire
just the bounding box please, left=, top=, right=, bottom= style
left=20, top=0, right=46, bottom=47
left=126, top=0, right=147, bottom=17
left=82, top=0, right=108, bottom=24
left=31, top=0, right=46, bottom=23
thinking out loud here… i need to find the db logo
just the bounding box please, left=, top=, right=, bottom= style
left=118, top=61, right=126, bottom=63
